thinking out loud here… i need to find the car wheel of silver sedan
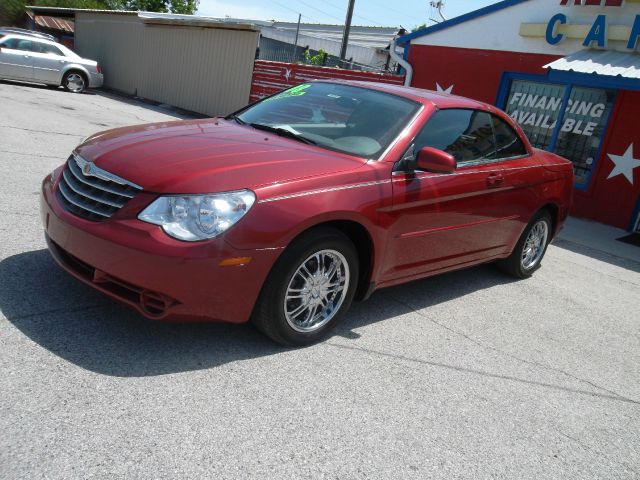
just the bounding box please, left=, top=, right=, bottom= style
left=498, top=210, right=552, bottom=279
left=62, top=71, right=86, bottom=93
left=252, top=227, right=359, bottom=346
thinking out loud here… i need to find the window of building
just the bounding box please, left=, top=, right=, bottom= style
left=554, top=87, right=615, bottom=186
left=504, top=80, right=567, bottom=151
left=502, top=78, right=615, bottom=188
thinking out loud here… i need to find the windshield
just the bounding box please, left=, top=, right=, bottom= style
left=234, top=83, right=420, bottom=158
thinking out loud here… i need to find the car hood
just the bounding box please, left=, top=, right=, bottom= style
left=75, top=119, right=366, bottom=194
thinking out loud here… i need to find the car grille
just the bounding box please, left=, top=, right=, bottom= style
left=56, top=155, right=142, bottom=221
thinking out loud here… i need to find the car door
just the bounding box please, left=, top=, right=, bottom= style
left=382, top=108, right=522, bottom=283
left=0, top=38, right=34, bottom=81
left=485, top=113, right=537, bottom=246
left=31, top=41, right=67, bottom=84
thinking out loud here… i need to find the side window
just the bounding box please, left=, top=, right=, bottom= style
left=2, top=38, right=34, bottom=52
left=34, top=42, right=64, bottom=56
left=17, top=39, right=34, bottom=52
left=490, top=115, right=527, bottom=159
left=1, top=38, right=20, bottom=49
left=414, top=109, right=496, bottom=164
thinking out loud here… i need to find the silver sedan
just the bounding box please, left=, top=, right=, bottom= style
left=0, top=33, right=103, bottom=93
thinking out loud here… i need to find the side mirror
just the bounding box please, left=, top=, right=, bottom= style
left=416, top=146, right=457, bottom=174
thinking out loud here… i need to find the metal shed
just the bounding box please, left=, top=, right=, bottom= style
left=73, top=10, right=259, bottom=116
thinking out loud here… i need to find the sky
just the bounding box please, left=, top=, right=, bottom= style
left=196, top=0, right=497, bottom=29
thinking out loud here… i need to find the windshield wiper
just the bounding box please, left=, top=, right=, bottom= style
left=249, top=123, right=317, bottom=145
left=227, top=114, right=247, bottom=125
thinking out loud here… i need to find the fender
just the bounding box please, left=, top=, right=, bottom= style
left=57, top=63, right=92, bottom=85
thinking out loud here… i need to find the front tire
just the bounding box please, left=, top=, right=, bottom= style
left=498, top=211, right=552, bottom=279
left=252, top=227, right=359, bottom=346
left=62, top=71, right=86, bottom=93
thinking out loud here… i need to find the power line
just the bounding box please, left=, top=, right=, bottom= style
left=296, top=0, right=347, bottom=23
left=321, top=0, right=391, bottom=26
left=351, top=12, right=385, bottom=27
left=270, top=0, right=389, bottom=27
left=268, top=0, right=323, bottom=23
left=312, top=0, right=346, bottom=13
left=319, top=0, right=389, bottom=26
left=365, top=0, right=427, bottom=26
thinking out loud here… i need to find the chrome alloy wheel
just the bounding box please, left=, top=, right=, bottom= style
left=521, top=220, right=549, bottom=270
left=65, top=73, right=85, bottom=93
left=284, top=249, right=350, bottom=333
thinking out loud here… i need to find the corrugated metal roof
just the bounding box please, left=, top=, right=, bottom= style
left=27, top=6, right=135, bottom=15
left=34, top=15, right=75, bottom=33
left=204, top=18, right=398, bottom=50
left=545, top=50, right=640, bottom=80
left=138, top=13, right=257, bottom=32
left=27, top=8, right=255, bottom=31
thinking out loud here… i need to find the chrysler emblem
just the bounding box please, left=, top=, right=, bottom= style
left=72, top=154, right=142, bottom=190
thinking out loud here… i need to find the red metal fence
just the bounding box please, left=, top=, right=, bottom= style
left=250, top=60, right=405, bottom=103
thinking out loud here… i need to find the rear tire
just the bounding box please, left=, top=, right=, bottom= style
left=252, top=227, right=359, bottom=346
left=62, top=71, right=86, bottom=93
left=498, top=211, right=552, bottom=279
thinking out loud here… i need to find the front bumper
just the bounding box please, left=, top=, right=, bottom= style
left=40, top=173, right=281, bottom=323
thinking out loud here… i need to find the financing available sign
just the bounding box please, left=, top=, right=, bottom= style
left=507, top=91, right=606, bottom=137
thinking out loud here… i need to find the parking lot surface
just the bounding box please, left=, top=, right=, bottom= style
left=1, top=81, right=639, bottom=479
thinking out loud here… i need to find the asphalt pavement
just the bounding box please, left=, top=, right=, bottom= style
left=1, top=81, right=639, bottom=479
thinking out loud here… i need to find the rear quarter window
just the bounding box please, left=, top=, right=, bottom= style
left=490, top=115, right=528, bottom=159
left=414, top=109, right=496, bottom=163
left=34, top=42, right=64, bottom=56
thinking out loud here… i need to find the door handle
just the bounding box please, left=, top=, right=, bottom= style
left=486, top=173, right=504, bottom=188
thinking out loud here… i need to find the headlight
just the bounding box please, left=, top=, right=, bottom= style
left=138, top=190, right=256, bottom=241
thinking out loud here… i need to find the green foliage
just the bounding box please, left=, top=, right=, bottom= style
left=0, top=0, right=199, bottom=26
left=105, top=0, right=200, bottom=13
left=412, top=23, right=428, bottom=32
left=303, top=48, right=328, bottom=66
left=0, top=0, right=27, bottom=26
left=1, top=0, right=108, bottom=26
left=167, top=0, right=198, bottom=14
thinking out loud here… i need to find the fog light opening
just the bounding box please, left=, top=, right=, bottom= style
left=140, top=290, right=174, bottom=317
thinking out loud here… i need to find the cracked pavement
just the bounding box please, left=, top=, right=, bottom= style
left=1, top=81, right=639, bottom=479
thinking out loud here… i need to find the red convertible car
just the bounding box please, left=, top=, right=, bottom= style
left=40, top=81, right=573, bottom=345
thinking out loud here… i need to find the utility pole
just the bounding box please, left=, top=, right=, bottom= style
left=292, top=13, right=302, bottom=62
left=339, top=0, right=355, bottom=61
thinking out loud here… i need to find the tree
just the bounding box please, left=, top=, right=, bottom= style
left=1, top=0, right=111, bottom=26
left=0, top=0, right=199, bottom=26
left=412, top=23, right=428, bottom=32
left=112, top=0, right=199, bottom=14
left=303, top=48, right=328, bottom=66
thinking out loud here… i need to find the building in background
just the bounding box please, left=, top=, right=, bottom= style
left=24, top=7, right=75, bottom=48
left=70, top=10, right=259, bottom=116
left=220, top=18, right=400, bottom=70
left=399, top=0, right=640, bottom=232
